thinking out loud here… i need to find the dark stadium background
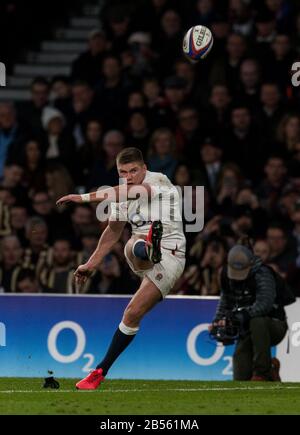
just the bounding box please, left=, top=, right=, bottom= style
left=0, top=0, right=300, bottom=297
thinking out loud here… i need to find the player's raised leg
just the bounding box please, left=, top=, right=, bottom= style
left=127, top=220, right=163, bottom=270
left=76, top=277, right=162, bottom=390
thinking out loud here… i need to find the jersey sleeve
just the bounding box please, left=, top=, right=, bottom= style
left=149, top=174, right=172, bottom=198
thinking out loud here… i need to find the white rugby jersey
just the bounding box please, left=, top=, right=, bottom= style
left=110, top=171, right=186, bottom=253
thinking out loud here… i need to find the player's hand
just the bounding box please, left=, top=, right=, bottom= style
left=74, top=263, right=94, bottom=285
left=56, top=194, right=82, bottom=206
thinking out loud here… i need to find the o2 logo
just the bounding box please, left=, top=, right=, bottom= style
left=186, top=323, right=233, bottom=376
left=47, top=321, right=94, bottom=372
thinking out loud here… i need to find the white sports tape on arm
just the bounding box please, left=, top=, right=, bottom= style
left=80, top=193, right=91, bottom=202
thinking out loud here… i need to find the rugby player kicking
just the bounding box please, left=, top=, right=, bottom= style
left=56, top=147, right=186, bottom=389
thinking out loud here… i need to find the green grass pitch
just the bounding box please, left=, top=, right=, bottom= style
left=0, top=378, right=300, bottom=415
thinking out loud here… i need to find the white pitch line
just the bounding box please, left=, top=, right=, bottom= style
left=1, top=386, right=300, bottom=394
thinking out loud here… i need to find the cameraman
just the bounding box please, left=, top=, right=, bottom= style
left=211, top=244, right=288, bottom=381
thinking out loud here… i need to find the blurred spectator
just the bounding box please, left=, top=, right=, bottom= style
left=174, top=58, right=206, bottom=106
left=31, top=191, right=64, bottom=243
left=204, top=84, right=232, bottom=135
left=236, top=58, right=261, bottom=109
left=51, top=76, right=72, bottom=105
left=0, top=102, right=29, bottom=176
left=199, top=236, right=227, bottom=295
left=230, top=205, right=255, bottom=239
left=41, top=106, right=77, bottom=178
left=163, top=75, right=188, bottom=128
left=253, top=238, right=271, bottom=263
left=154, top=9, right=183, bottom=77
left=216, top=163, right=244, bottom=213
left=173, top=163, right=193, bottom=190
left=21, top=140, right=46, bottom=193
left=103, top=5, right=132, bottom=55
left=255, top=9, right=277, bottom=62
left=288, top=141, right=300, bottom=177
left=16, top=268, right=45, bottom=293
left=176, top=106, right=204, bottom=160
left=0, top=187, right=16, bottom=208
left=40, top=239, right=76, bottom=293
left=1, top=164, right=23, bottom=189
left=65, top=204, right=94, bottom=250
left=236, top=187, right=268, bottom=237
left=190, top=0, right=216, bottom=27
left=83, top=253, right=137, bottom=294
left=0, top=235, right=23, bottom=292
left=10, top=204, right=28, bottom=246
left=174, top=236, right=227, bottom=295
left=210, top=33, right=247, bottom=91
left=126, top=32, right=156, bottom=78
left=210, top=13, right=230, bottom=56
left=132, top=0, right=171, bottom=35
left=223, top=105, right=262, bottom=179
left=265, top=0, right=293, bottom=33
left=229, top=0, right=254, bottom=37
left=1, top=164, right=27, bottom=205
left=265, top=34, right=296, bottom=90
left=276, top=184, right=300, bottom=226
left=266, top=223, right=297, bottom=274
left=256, top=155, right=288, bottom=211
left=23, top=216, right=51, bottom=275
left=45, top=162, right=74, bottom=209
left=197, top=138, right=224, bottom=197
left=291, top=204, right=300, bottom=268
left=72, top=29, right=108, bottom=85
left=97, top=55, right=129, bottom=129
left=17, top=77, right=50, bottom=137
left=256, top=82, right=286, bottom=147
left=147, top=128, right=178, bottom=178
left=88, top=130, right=125, bottom=189
left=276, top=113, right=300, bottom=153
left=126, top=110, right=150, bottom=154
left=70, top=80, right=100, bottom=146
left=76, top=119, right=103, bottom=186
left=76, top=227, right=100, bottom=265
left=128, top=91, right=146, bottom=110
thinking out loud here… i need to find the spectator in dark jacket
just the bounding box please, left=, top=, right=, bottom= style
left=17, top=77, right=50, bottom=138
left=210, top=245, right=288, bottom=381
left=71, top=30, right=108, bottom=86
left=0, top=102, right=30, bottom=176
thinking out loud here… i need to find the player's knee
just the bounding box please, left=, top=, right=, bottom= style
left=123, top=304, right=144, bottom=327
left=125, top=237, right=135, bottom=260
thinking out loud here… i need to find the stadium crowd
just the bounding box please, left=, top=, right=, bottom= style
left=1, top=0, right=300, bottom=296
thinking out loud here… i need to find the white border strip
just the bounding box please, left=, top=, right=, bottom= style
left=0, top=293, right=219, bottom=300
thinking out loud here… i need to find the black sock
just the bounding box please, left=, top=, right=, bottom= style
left=96, top=327, right=136, bottom=376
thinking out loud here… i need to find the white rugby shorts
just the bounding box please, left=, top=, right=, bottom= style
left=124, top=246, right=185, bottom=298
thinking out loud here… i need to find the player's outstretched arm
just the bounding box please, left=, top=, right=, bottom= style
left=56, top=184, right=152, bottom=206
left=74, top=219, right=126, bottom=284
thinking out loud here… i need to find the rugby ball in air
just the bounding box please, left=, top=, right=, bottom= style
left=182, top=25, right=213, bottom=62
